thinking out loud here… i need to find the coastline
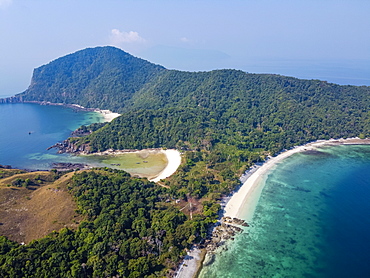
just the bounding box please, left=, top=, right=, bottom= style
left=3, top=98, right=369, bottom=275
left=44, top=102, right=121, bottom=123
left=176, top=246, right=207, bottom=278
left=86, top=148, right=182, bottom=182
left=149, top=149, right=182, bottom=182
left=0, top=99, right=121, bottom=123
left=94, top=109, right=120, bottom=122
left=224, top=137, right=370, bottom=221
left=186, top=137, right=370, bottom=278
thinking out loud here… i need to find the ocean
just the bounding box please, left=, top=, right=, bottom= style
left=0, top=103, right=104, bottom=170
left=199, top=144, right=370, bottom=277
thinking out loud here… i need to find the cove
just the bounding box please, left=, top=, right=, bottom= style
left=0, top=103, right=104, bottom=170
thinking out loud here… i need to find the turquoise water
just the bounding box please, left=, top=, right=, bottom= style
left=0, top=103, right=104, bottom=169
left=199, top=145, right=370, bottom=277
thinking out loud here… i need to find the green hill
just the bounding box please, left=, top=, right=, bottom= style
left=11, top=46, right=370, bottom=196
left=16, top=46, right=165, bottom=112
left=69, top=68, right=370, bottom=197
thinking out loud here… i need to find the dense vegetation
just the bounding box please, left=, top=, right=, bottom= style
left=15, top=46, right=165, bottom=112
left=0, top=169, right=212, bottom=277
left=82, top=70, right=370, bottom=153
left=71, top=68, right=370, bottom=199
left=1, top=46, right=369, bottom=276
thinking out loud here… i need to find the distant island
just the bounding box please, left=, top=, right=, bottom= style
left=0, top=46, right=369, bottom=277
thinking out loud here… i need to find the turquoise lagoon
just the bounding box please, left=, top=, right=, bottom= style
left=200, top=145, right=370, bottom=278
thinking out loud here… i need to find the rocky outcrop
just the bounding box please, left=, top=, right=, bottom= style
left=202, top=253, right=215, bottom=266
left=0, top=96, right=23, bottom=103
left=223, top=216, right=249, bottom=227
left=70, top=129, right=92, bottom=137
left=47, top=140, right=91, bottom=154
left=51, top=162, right=88, bottom=171
left=202, top=217, right=249, bottom=265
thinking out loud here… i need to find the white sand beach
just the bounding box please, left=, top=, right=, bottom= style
left=67, top=104, right=120, bottom=122
left=224, top=138, right=368, bottom=221
left=149, top=149, right=182, bottom=182
left=97, top=109, right=121, bottom=122
left=86, top=148, right=182, bottom=181
left=176, top=138, right=370, bottom=278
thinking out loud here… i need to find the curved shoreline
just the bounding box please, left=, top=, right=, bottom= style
left=224, top=137, right=370, bottom=221
left=94, top=109, right=120, bottom=122
left=1, top=100, right=121, bottom=122
left=86, top=148, right=182, bottom=182
left=42, top=102, right=121, bottom=122
left=149, top=149, right=182, bottom=182
left=189, top=138, right=370, bottom=278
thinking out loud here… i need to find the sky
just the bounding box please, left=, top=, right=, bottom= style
left=1, top=0, right=370, bottom=96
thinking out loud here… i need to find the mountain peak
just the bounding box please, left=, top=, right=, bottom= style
left=17, top=46, right=166, bottom=112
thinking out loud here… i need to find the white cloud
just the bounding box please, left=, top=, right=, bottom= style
left=0, top=0, right=12, bottom=9
left=110, top=29, right=146, bottom=45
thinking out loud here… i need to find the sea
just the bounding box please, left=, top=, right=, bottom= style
left=0, top=102, right=104, bottom=170
left=199, top=144, right=370, bottom=277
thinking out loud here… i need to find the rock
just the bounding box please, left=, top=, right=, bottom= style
left=47, top=139, right=91, bottom=154
left=51, top=162, right=87, bottom=170
left=203, top=253, right=215, bottom=266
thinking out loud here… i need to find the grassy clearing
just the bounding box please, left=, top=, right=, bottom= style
left=83, top=150, right=168, bottom=178
left=0, top=170, right=83, bottom=243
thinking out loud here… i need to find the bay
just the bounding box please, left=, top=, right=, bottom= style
left=0, top=103, right=104, bottom=170
left=199, top=145, right=370, bottom=278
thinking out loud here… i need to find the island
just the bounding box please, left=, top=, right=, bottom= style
left=1, top=46, right=369, bottom=277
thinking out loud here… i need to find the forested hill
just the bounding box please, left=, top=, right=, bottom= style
left=65, top=62, right=370, bottom=200
left=14, top=46, right=166, bottom=112
left=75, top=68, right=370, bottom=155
left=7, top=46, right=370, bottom=125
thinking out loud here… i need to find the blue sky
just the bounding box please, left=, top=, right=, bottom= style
left=1, top=0, right=370, bottom=96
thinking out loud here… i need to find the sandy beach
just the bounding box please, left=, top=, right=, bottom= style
left=86, top=148, right=182, bottom=182
left=96, top=109, right=121, bottom=122
left=149, top=149, right=182, bottom=182
left=224, top=137, right=370, bottom=221
left=176, top=246, right=206, bottom=278
left=172, top=138, right=370, bottom=278
left=29, top=102, right=121, bottom=122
